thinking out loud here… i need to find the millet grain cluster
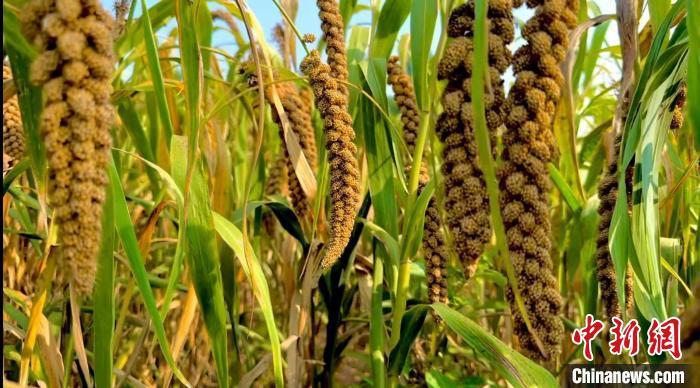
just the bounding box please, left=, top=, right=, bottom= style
left=3, top=64, right=25, bottom=165
left=301, top=50, right=360, bottom=269
left=670, top=84, right=687, bottom=130
left=270, top=81, right=318, bottom=220
left=265, top=149, right=289, bottom=199
left=497, top=0, right=578, bottom=368
left=316, top=0, right=348, bottom=97
left=595, top=134, right=633, bottom=319
left=263, top=150, right=289, bottom=234
left=388, top=56, right=448, bottom=305
left=247, top=66, right=318, bottom=221
left=21, top=0, right=115, bottom=295
left=436, top=0, right=516, bottom=279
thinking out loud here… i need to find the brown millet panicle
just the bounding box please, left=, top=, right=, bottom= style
left=265, top=149, right=289, bottom=198
left=670, top=83, right=687, bottom=130
left=498, top=0, right=579, bottom=368
left=270, top=81, right=318, bottom=219
left=263, top=150, right=289, bottom=234
left=246, top=66, right=318, bottom=220
left=3, top=64, right=25, bottom=164
left=21, top=0, right=115, bottom=295
left=388, top=56, right=448, bottom=305
left=301, top=50, right=360, bottom=268
left=436, top=0, right=514, bottom=279
left=596, top=134, right=629, bottom=319
left=316, top=0, right=349, bottom=97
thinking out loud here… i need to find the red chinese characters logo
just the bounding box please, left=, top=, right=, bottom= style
left=572, top=315, right=683, bottom=360
left=572, top=314, right=604, bottom=361
left=647, top=317, right=681, bottom=360
left=609, top=317, right=640, bottom=356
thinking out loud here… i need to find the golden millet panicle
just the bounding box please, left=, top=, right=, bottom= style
left=301, top=50, right=360, bottom=268
left=21, top=0, right=115, bottom=295
left=497, top=0, right=578, bottom=368
left=302, top=33, right=316, bottom=44
left=316, top=0, right=349, bottom=97
left=388, top=56, right=448, bottom=305
left=3, top=64, right=25, bottom=164
left=436, top=1, right=514, bottom=279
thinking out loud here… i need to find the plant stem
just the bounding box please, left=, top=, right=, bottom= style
left=389, top=110, right=431, bottom=352
left=370, top=241, right=386, bottom=388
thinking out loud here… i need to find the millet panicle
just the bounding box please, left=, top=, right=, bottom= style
left=388, top=56, right=448, bottom=305
left=497, top=0, right=579, bottom=369
left=301, top=50, right=360, bottom=268
left=436, top=0, right=515, bottom=279
left=3, top=64, right=25, bottom=165
left=596, top=134, right=634, bottom=319
left=272, top=81, right=318, bottom=220
left=316, top=0, right=348, bottom=97
left=21, top=0, right=115, bottom=295
left=670, top=83, right=687, bottom=130
left=263, top=149, right=289, bottom=234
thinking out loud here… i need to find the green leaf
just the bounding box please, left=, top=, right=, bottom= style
left=432, top=304, right=558, bottom=388
left=370, top=0, right=412, bottom=59
left=6, top=44, right=45, bottom=186
left=212, top=212, right=284, bottom=388
left=410, top=0, right=438, bottom=111
left=197, top=2, right=213, bottom=73
left=93, top=182, right=115, bottom=388
left=357, top=62, right=398, bottom=388
left=548, top=163, right=583, bottom=215
left=171, top=136, right=229, bottom=388
left=400, top=180, right=435, bottom=261
left=357, top=66, right=400, bottom=286
left=2, top=159, right=30, bottom=196
left=174, top=0, right=203, bottom=161
left=648, top=0, right=671, bottom=35
left=139, top=0, right=175, bottom=145
left=610, top=0, right=687, bottom=324
left=112, top=147, right=187, bottom=319
left=117, top=100, right=160, bottom=193
left=108, top=161, right=190, bottom=387
left=2, top=3, right=38, bottom=59
left=388, top=305, right=428, bottom=374
left=117, top=0, right=174, bottom=57
left=232, top=200, right=308, bottom=250
left=360, top=219, right=401, bottom=267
